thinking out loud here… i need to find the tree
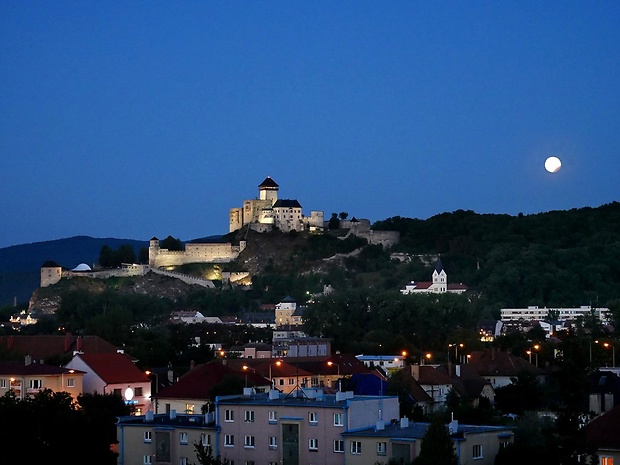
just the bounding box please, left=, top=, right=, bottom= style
left=339, top=211, right=349, bottom=220
left=328, top=213, right=340, bottom=230
left=161, top=235, right=184, bottom=251
left=191, top=443, right=229, bottom=465
left=413, top=415, right=458, bottom=465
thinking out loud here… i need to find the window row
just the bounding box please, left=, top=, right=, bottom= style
left=143, top=432, right=211, bottom=447
left=223, top=409, right=345, bottom=426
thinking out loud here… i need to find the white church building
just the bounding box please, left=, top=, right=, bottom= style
left=400, top=258, right=468, bottom=295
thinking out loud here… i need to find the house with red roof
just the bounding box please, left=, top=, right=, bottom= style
left=0, top=333, right=122, bottom=364
left=0, top=355, right=85, bottom=400
left=153, top=361, right=272, bottom=415
left=583, top=403, right=620, bottom=463
left=467, top=348, right=546, bottom=389
left=65, top=352, right=152, bottom=415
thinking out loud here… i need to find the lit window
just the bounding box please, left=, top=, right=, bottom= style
left=244, top=435, right=255, bottom=448
left=601, top=458, right=614, bottom=465
left=377, top=441, right=387, bottom=455
left=473, top=444, right=483, bottom=459
left=179, top=432, right=188, bottom=445
left=269, top=436, right=277, bottom=449
left=144, top=431, right=152, bottom=443
left=334, top=440, right=344, bottom=453
left=244, top=410, right=255, bottom=423
left=225, top=409, right=234, bottom=422
left=333, top=413, right=344, bottom=426
left=224, top=434, right=234, bottom=447
left=29, top=379, right=42, bottom=389
left=351, top=441, right=362, bottom=455
left=309, top=438, right=318, bottom=451
left=185, top=403, right=194, bottom=414
left=308, top=412, right=317, bottom=424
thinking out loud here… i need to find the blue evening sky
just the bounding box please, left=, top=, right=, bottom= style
left=1, top=1, right=618, bottom=248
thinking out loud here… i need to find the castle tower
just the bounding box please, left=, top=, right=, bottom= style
left=148, top=237, right=160, bottom=267
left=40, top=261, right=62, bottom=287
left=258, top=176, right=279, bottom=204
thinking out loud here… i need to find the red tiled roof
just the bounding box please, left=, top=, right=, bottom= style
left=417, top=365, right=453, bottom=385
left=0, top=335, right=119, bottom=362
left=77, top=353, right=150, bottom=384
left=157, top=361, right=271, bottom=400
left=0, top=361, right=85, bottom=376
left=584, top=404, right=620, bottom=450
left=468, top=350, right=545, bottom=377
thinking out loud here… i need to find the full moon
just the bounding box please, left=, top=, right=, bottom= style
left=545, top=156, right=562, bottom=173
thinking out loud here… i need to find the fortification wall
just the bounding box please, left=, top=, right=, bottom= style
left=355, top=230, right=400, bottom=248
left=150, top=241, right=246, bottom=268
left=149, top=268, right=215, bottom=288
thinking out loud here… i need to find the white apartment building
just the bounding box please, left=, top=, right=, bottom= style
left=500, top=305, right=611, bottom=323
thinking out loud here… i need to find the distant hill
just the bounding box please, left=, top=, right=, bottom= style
left=0, top=236, right=149, bottom=306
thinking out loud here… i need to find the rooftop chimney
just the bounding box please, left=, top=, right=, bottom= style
left=410, top=364, right=420, bottom=381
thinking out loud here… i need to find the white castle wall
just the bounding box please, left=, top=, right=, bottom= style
left=149, top=239, right=246, bottom=268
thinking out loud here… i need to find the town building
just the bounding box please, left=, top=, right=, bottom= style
left=500, top=305, right=611, bottom=323
left=342, top=417, right=514, bottom=465
left=0, top=356, right=84, bottom=400
left=65, top=352, right=153, bottom=415
left=467, top=349, right=546, bottom=389
left=583, top=403, right=620, bottom=464
left=213, top=389, right=400, bottom=465
left=400, top=258, right=468, bottom=295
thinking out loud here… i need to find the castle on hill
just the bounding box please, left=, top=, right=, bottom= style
left=229, top=176, right=324, bottom=233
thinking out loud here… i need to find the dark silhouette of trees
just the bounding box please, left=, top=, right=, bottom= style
left=99, top=244, right=137, bottom=267
left=161, top=235, right=184, bottom=251
left=0, top=389, right=128, bottom=465
left=412, top=414, right=458, bottom=465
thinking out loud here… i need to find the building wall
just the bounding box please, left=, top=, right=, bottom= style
left=40, top=266, right=62, bottom=287
left=1, top=370, right=84, bottom=401
left=215, top=394, right=398, bottom=465
left=149, top=238, right=246, bottom=268
left=117, top=416, right=217, bottom=465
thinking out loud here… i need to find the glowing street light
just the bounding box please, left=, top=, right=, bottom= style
left=603, top=342, right=616, bottom=367
left=145, top=370, right=159, bottom=413
left=327, top=361, right=340, bottom=376
left=269, top=360, right=282, bottom=388
left=327, top=361, right=341, bottom=391
left=242, top=365, right=256, bottom=388
left=448, top=343, right=464, bottom=363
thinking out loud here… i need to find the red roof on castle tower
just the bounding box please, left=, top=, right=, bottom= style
left=259, top=176, right=279, bottom=189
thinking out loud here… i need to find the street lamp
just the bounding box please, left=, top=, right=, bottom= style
left=424, top=353, right=432, bottom=365
left=603, top=343, right=616, bottom=367
left=242, top=365, right=256, bottom=388
left=590, top=340, right=600, bottom=365
left=448, top=343, right=464, bottom=363
left=327, top=361, right=341, bottom=391
left=145, top=370, right=159, bottom=414
left=269, top=360, right=282, bottom=388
